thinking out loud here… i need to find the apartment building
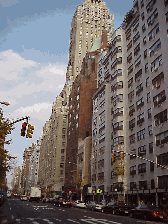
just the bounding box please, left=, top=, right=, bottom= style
left=11, top=166, right=21, bottom=194
left=122, top=0, right=168, bottom=207
left=21, top=144, right=34, bottom=195
left=92, top=27, right=128, bottom=201
left=67, top=0, right=114, bottom=83
left=27, top=139, right=41, bottom=194
left=38, top=84, right=70, bottom=196
left=65, top=49, right=101, bottom=194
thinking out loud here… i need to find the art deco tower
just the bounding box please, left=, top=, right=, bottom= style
left=66, top=0, right=114, bottom=83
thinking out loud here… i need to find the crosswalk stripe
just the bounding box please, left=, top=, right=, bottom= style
left=32, top=222, right=39, bottom=224
left=43, top=218, right=55, bottom=224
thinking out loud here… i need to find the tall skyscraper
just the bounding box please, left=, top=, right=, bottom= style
left=66, top=0, right=114, bottom=83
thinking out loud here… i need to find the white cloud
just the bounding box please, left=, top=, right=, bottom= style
left=0, top=50, right=66, bottom=106
left=0, top=50, right=37, bottom=80
left=12, top=102, right=53, bottom=121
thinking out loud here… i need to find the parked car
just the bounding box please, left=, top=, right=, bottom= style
left=118, top=203, right=134, bottom=215
left=93, top=202, right=104, bottom=211
left=101, top=202, right=119, bottom=214
left=73, top=200, right=86, bottom=208
left=130, top=204, right=167, bottom=221
left=52, top=198, right=72, bottom=207
left=86, top=201, right=97, bottom=211
left=20, top=195, right=28, bottom=201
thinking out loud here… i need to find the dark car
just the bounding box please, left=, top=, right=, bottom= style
left=52, top=198, right=72, bottom=207
left=130, top=204, right=167, bottom=221
left=101, top=202, right=119, bottom=214
left=118, top=203, right=134, bottom=215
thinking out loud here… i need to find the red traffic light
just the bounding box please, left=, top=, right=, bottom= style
left=23, top=122, right=27, bottom=127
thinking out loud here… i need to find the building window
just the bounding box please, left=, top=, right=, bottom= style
left=129, top=118, right=135, bottom=130
left=134, top=55, right=141, bottom=68
left=148, top=125, right=153, bottom=135
left=165, top=0, right=168, bottom=6
left=139, top=180, right=147, bottom=190
left=113, top=107, right=123, bottom=118
left=149, top=142, right=153, bottom=153
left=153, top=90, right=166, bottom=107
left=136, top=83, right=143, bottom=95
left=138, top=145, right=146, bottom=156
left=60, top=163, right=64, bottom=168
left=140, top=0, right=144, bottom=8
left=145, top=63, right=149, bottom=73
left=113, top=136, right=124, bottom=146
left=134, top=43, right=140, bottom=56
left=137, top=129, right=146, bottom=141
left=129, top=104, right=135, bottom=117
left=130, top=182, right=136, bottom=190
left=158, top=175, right=168, bottom=189
left=133, top=32, right=140, bottom=43
left=147, top=9, right=158, bottom=26
left=137, top=112, right=144, bottom=125
left=130, top=149, right=136, bottom=160
left=146, top=0, right=156, bottom=13
left=61, top=149, right=65, bottom=153
left=156, top=130, right=168, bottom=146
left=128, top=90, right=134, bottom=102
left=148, top=108, right=152, bottom=119
left=61, top=156, right=64, bottom=161
left=141, top=12, right=145, bottom=20
left=148, top=23, right=159, bottom=41
left=136, top=98, right=144, bottom=110
left=151, top=55, right=162, bottom=72
left=149, top=39, right=161, bottom=57
left=157, top=153, right=168, bottom=168
left=142, top=24, right=146, bottom=32
left=147, top=92, right=151, bottom=103
left=99, top=133, right=105, bottom=143
left=138, top=163, right=146, bottom=174
left=130, top=166, right=136, bottom=176
left=144, top=49, right=147, bottom=59
left=152, top=72, right=164, bottom=89
left=143, top=36, right=147, bottom=45
left=151, top=179, right=155, bottom=189
left=135, top=69, right=142, bottom=82
left=129, top=134, right=135, bottom=144
left=146, top=77, right=150, bottom=87
left=150, top=161, right=154, bottom=171
left=154, top=109, right=167, bottom=126
left=128, top=64, right=133, bottom=75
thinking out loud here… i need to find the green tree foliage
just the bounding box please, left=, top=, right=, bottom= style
left=0, top=109, right=16, bottom=187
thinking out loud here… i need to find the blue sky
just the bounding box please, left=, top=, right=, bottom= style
left=0, top=0, right=134, bottom=186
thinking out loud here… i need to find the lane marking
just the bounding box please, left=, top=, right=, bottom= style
left=54, top=218, right=62, bottom=222
left=67, top=219, right=80, bottom=223
left=43, top=219, right=55, bottom=224
left=32, top=222, right=39, bottom=224
left=1, top=220, right=7, bottom=223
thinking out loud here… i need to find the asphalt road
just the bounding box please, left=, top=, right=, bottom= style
left=0, top=198, right=167, bottom=224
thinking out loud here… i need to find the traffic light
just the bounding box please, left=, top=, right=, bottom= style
left=26, top=124, right=34, bottom=138
left=111, top=154, right=116, bottom=163
left=21, top=122, right=27, bottom=137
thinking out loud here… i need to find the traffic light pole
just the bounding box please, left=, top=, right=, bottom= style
left=0, top=116, right=30, bottom=130
left=112, top=150, right=168, bottom=170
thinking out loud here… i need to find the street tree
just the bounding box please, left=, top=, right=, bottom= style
left=0, top=109, right=16, bottom=188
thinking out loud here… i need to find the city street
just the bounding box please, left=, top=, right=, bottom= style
left=0, top=198, right=167, bottom=224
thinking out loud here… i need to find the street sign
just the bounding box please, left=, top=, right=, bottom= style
left=96, top=189, right=102, bottom=194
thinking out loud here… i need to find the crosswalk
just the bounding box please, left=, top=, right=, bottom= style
left=1, top=216, right=162, bottom=224
left=1, top=217, right=122, bottom=224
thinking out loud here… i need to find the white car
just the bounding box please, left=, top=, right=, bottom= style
left=94, top=202, right=104, bottom=211
left=73, top=200, right=86, bottom=208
